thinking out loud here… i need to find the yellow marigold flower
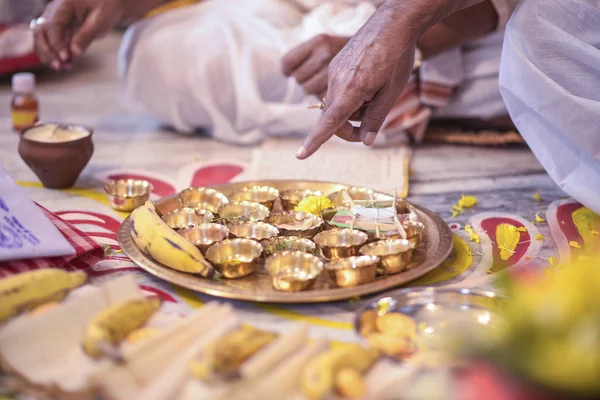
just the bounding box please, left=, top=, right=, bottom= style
left=458, top=195, right=478, bottom=209
left=295, top=196, right=334, bottom=216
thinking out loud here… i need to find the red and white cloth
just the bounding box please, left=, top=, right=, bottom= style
left=0, top=205, right=105, bottom=278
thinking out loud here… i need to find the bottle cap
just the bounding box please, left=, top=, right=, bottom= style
left=12, top=72, right=36, bottom=94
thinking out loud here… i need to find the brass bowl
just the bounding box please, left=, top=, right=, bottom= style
left=265, top=251, right=324, bottom=292
left=205, top=238, right=263, bottom=279
left=218, top=201, right=270, bottom=223
left=313, top=229, right=368, bottom=260
left=228, top=222, right=279, bottom=241
left=179, top=187, right=229, bottom=213
left=230, top=186, right=279, bottom=211
left=104, top=179, right=153, bottom=212
left=162, top=208, right=213, bottom=230
left=326, top=255, right=380, bottom=288
left=279, top=189, right=324, bottom=211
left=376, top=221, right=425, bottom=248
left=262, top=236, right=317, bottom=257
left=360, top=239, right=415, bottom=275
left=179, top=223, right=230, bottom=254
left=266, top=212, right=324, bottom=238
left=154, top=196, right=183, bottom=216
left=328, top=187, right=392, bottom=209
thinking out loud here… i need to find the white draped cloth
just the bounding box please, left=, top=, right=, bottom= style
left=499, top=0, right=600, bottom=214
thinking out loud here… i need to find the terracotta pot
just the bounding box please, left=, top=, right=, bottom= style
left=18, top=124, right=94, bottom=189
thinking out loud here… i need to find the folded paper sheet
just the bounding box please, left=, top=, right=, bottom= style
left=0, top=164, right=75, bottom=261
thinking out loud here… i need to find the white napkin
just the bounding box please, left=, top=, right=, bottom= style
left=0, top=165, right=75, bottom=262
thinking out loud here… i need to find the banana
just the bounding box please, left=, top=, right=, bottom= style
left=130, top=201, right=215, bottom=277
left=0, top=269, right=87, bottom=322
left=82, top=297, right=162, bottom=362
left=190, top=325, right=277, bottom=380
left=301, top=344, right=380, bottom=400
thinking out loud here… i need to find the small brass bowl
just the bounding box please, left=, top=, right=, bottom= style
left=360, top=239, right=415, bottom=275
left=179, top=187, right=229, bottom=213
left=313, top=229, right=368, bottom=260
left=262, top=236, right=317, bottom=257
left=328, top=187, right=392, bottom=209
left=265, top=251, right=324, bottom=292
left=154, top=196, right=183, bottom=216
left=205, top=238, right=263, bottom=279
left=228, top=222, right=279, bottom=241
left=162, top=208, right=213, bottom=230
left=376, top=221, right=425, bottom=248
left=266, top=212, right=324, bottom=238
left=218, top=201, right=270, bottom=223
left=104, top=179, right=153, bottom=212
left=326, top=255, right=380, bottom=288
left=279, top=189, right=324, bottom=211
left=179, top=223, right=230, bottom=254
left=230, top=186, right=279, bottom=211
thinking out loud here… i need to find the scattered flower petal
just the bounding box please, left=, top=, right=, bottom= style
left=535, top=234, right=545, bottom=241
left=516, top=227, right=527, bottom=232
left=496, top=223, right=521, bottom=261
left=547, top=256, right=557, bottom=267
left=533, top=193, right=542, bottom=202
left=451, top=210, right=459, bottom=218
left=535, top=212, right=545, bottom=223
left=465, top=224, right=481, bottom=244
left=568, top=241, right=582, bottom=249
left=458, top=195, right=478, bottom=209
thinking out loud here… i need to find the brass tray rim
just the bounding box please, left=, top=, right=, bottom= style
left=117, top=180, right=453, bottom=304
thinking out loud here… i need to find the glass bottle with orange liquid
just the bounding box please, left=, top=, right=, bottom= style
left=11, top=73, right=39, bottom=132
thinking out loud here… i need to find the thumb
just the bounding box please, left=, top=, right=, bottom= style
left=70, top=10, right=105, bottom=56
left=357, top=90, right=397, bottom=146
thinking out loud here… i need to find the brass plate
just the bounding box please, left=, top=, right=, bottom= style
left=118, top=180, right=453, bottom=303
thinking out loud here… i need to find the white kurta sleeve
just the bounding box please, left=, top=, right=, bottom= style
left=499, top=0, right=600, bottom=214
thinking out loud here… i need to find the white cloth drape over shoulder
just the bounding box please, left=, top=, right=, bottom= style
left=499, top=0, right=600, bottom=214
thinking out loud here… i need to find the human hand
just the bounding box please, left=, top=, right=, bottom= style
left=32, top=0, right=125, bottom=70
left=282, top=34, right=350, bottom=98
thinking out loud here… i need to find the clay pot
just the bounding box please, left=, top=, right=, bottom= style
left=18, top=124, right=94, bottom=189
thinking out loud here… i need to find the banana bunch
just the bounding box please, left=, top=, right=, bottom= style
left=130, top=201, right=215, bottom=277
left=0, top=269, right=87, bottom=322
left=190, top=325, right=277, bottom=380
left=82, top=297, right=162, bottom=362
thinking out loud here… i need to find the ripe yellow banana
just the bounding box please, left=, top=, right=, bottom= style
left=190, top=325, right=277, bottom=380
left=82, top=297, right=162, bottom=362
left=301, top=344, right=380, bottom=400
left=0, top=269, right=87, bottom=322
left=130, top=201, right=215, bottom=277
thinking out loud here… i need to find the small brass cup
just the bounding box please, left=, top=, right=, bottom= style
left=376, top=221, right=425, bottom=248
left=326, top=255, right=380, bottom=288
left=230, top=186, right=279, bottom=211
left=218, top=201, right=270, bottom=223
left=228, top=222, right=279, bottom=241
left=179, top=187, right=229, bottom=213
left=313, top=228, right=368, bottom=260
left=162, top=208, right=213, bottom=230
left=265, top=251, right=324, bottom=292
left=154, top=196, right=183, bottom=216
left=205, top=238, right=263, bottom=279
left=266, top=212, right=324, bottom=238
left=262, top=236, right=317, bottom=257
left=279, top=189, right=324, bottom=211
left=179, top=223, right=230, bottom=254
left=104, top=179, right=153, bottom=212
left=360, top=239, right=415, bottom=275
left=328, top=187, right=391, bottom=209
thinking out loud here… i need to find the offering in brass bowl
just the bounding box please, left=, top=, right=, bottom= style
left=266, top=212, right=324, bottom=238
left=162, top=208, right=213, bottom=230
left=104, top=179, right=153, bottom=212
left=230, top=186, right=279, bottom=211
left=179, top=187, right=229, bottom=213
left=360, top=239, right=415, bottom=275
left=376, top=221, right=424, bottom=248
left=265, top=251, right=323, bottom=292
left=313, top=228, right=368, bottom=260
left=218, top=201, right=270, bottom=223
left=228, top=222, right=279, bottom=241
left=262, top=236, right=317, bottom=257
left=179, top=223, right=230, bottom=254
left=280, top=189, right=324, bottom=211
left=328, top=186, right=392, bottom=208
left=205, top=238, right=263, bottom=279
left=326, top=255, right=380, bottom=288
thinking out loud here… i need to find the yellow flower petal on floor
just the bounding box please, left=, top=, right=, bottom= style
left=451, top=210, right=459, bottom=218
left=496, top=223, right=521, bottom=261
left=568, top=241, right=582, bottom=249
left=547, top=256, right=557, bottom=267
left=535, top=234, right=545, bottom=241
left=533, top=193, right=542, bottom=202
left=457, top=194, right=478, bottom=209
left=452, top=204, right=463, bottom=212
left=464, top=224, right=481, bottom=244
left=516, top=226, right=527, bottom=232
left=295, top=196, right=334, bottom=216
left=535, top=212, right=545, bottom=223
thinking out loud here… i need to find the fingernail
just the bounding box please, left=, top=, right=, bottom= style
left=59, top=50, right=69, bottom=62
left=71, top=45, right=82, bottom=57
left=296, top=145, right=307, bottom=159
left=51, top=60, right=61, bottom=70
left=363, top=132, right=377, bottom=146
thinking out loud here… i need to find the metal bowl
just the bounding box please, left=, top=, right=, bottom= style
left=376, top=221, right=425, bottom=248
left=325, top=255, right=379, bottom=288
left=161, top=208, right=213, bottom=230
left=230, top=186, right=279, bottom=211
left=279, top=189, right=324, bottom=211
left=266, top=212, right=324, bottom=238
left=228, top=222, right=279, bottom=241
left=179, top=223, right=230, bottom=254
left=261, top=236, right=317, bottom=257
left=205, top=238, right=263, bottom=279
left=360, top=239, right=415, bottom=275
left=265, top=251, right=324, bottom=292
left=218, top=201, right=270, bottom=223
left=179, top=187, right=229, bottom=213
left=313, top=229, right=368, bottom=260
left=328, top=186, right=393, bottom=209
left=104, top=179, right=153, bottom=212
left=153, top=196, right=183, bottom=217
